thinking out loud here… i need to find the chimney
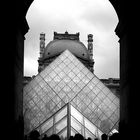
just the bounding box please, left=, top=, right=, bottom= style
left=87, top=34, right=94, bottom=73
left=87, top=34, right=93, bottom=60
left=39, top=33, right=45, bottom=59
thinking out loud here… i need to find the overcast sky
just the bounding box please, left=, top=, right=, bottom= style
left=24, top=0, right=119, bottom=79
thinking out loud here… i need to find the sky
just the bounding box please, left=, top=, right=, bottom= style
left=24, top=0, right=119, bottom=79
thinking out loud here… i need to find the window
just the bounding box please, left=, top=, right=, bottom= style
left=41, top=117, right=53, bottom=133
left=71, top=116, right=82, bottom=134
left=71, top=105, right=83, bottom=124
left=59, top=128, right=67, bottom=140
left=55, top=117, right=67, bottom=133
left=55, top=106, right=67, bottom=123
left=85, top=128, right=96, bottom=140
left=84, top=118, right=96, bottom=135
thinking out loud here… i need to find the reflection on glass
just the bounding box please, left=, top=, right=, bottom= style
left=88, top=91, right=96, bottom=101
left=49, top=71, right=56, bottom=79
left=77, top=102, right=87, bottom=112
left=31, top=118, right=39, bottom=127
left=63, top=76, right=71, bottom=83
left=81, top=67, right=88, bottom=75
left=73, top=76, right=80, bottom=83
left=87, top=82, right=95, bottom=90
left=68, top=71, right=75, bottom=79
left=102, top=87, right=110, bottom=96
left=68, top=62, right=75, bottom=70
left=69, top=80, right=76, bottom=88
left=41, top=118, right=53, bottom=133
left=82, top=76, right=90, bottom=84
left=71, top=105, right=83, bottom=124
left=84, top=118, right=96, bottom=135
left=55, top=106, right=67, bottom=123
left=34, top=84, right=41, bottom=93
left=92, top=86, right=100, bottom=95
left=113, top=98, right=119, bottom=106
left=44, top=75, right=52, bottom=82
left=109, top=102, right=117, bottom=112
left=86, top=72, right=94, bottom=80
left=96, top=81, right=105, bottom=90
left=59, top=63, right=66, bottom=70
left=50, top=61, right=57, bottom=69
left=55, top=117, right=67, bottom=133
left=83, top=96, right=91, bottom=106
left=110, top=112, right=118, bottom=123
left=36, top=112, right=45, bottom=122
left=83, top=108, right=91, bottom=117
left=58, top=71, right=66, bottom=79
left=59, top=128, right=67, bottom=140
left=53, top=96, right=61, bottom=105
left=28, top=100, right=35, bottom=108
left=108, top=92, right=116, bottom=101
left=85, top=128, right=96, bottom=140
left=72, top=96, right=81, bottom=106
left=54, top=85, right=61, bottom=93
left=30, top=80, right=37, bottom=88
left=83, top=86, right=90, bottom=94
left=63, top=66, right=71, bottom=74
left=49, top=80, right=57, bottom=88
left=58, top=80, right=66, bottom=89
left=71, top=127, right=77, bottom=136
left=77, top=72, right=85, bottom=79
left=73, top=86, right=80, bottom=93
left=91, top=77, right=100, bottom=85
left=77, top=80, right=85, bottom=89
left=54, top=67, right=61, bottom=74
left=93, top=97, right=102, bottom=106
left=63, top=86, right=71, bottom=92
left=97, top=129, right=103, bottom=138
left=46, top=127, right=53, bottom=137
left=71, top=116, right=82, bottom=134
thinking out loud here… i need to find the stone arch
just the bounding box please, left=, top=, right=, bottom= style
left=15, top=0, right=132, bottom=140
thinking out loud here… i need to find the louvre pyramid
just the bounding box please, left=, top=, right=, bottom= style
left=35, top=103, right=104, bottom=139
left=23, top=50, right=119, bottom=135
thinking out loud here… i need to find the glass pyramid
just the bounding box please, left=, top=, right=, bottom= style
left=23, top=50, right=119, bottom=135
left=35, top=103, right=104, bottom=140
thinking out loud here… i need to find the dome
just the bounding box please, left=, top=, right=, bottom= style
left=43, top=40, right=90, bottom=60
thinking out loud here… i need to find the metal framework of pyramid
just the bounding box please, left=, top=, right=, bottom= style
left=35, top=103, right=104, bottom=140
left=23, top=50, right=119, bottom=136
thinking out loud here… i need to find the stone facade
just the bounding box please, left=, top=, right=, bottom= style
left=38, top=32, right=94, bottom=73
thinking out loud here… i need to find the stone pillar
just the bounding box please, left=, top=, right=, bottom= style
left=38, top=33, right=45, bottom=73
left=14, top=0, right=34, bottom=140
left=39, top=33, right=45, bottom=59
left=87, top=34, right=93, bottom=60
left=109, top=0, right=138, bottom=139
left=87, top=34, right=94, bottom=73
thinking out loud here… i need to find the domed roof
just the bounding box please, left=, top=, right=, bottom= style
left=43, top=40, right=90, bottom=60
